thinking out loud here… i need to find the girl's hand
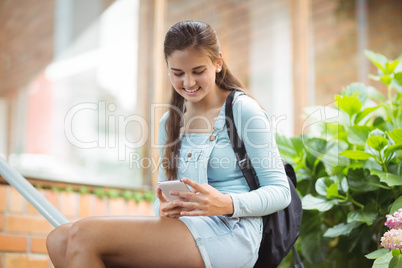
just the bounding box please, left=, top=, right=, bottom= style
left=169, top=177, right=234, bottom=217
left=156, top=187, right=191, bottom=218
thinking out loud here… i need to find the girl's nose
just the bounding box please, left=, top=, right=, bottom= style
left=183, top=74, right=196, bottom=88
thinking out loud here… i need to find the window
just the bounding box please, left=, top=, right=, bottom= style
left=4, top=0, right=144, bottom=189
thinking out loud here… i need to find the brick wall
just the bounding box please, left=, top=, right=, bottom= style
left=0, top=0, right=54, bottom=96
left=366, top=0, right=402, bottom=90
left=312, top=0, right=402, bottom=105
left=0, top=184, right=154, bottom=268
left=312, top=0, right=359, bottom=105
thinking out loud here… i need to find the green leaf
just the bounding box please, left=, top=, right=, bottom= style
left=347, top=168, right=382, bottom=192
left=347, top=206, right=377, bottom=225
left=340, top=150, right=374, bottom=160
left=143, top=191, right=156, bottom=202
left=367, top=135, right=388, bottom=151
left=323, top=222, right=362, bottom=237
left=302, top=194, right=337, bottom=212
left=386, top=59, right=401, bottom=74
left=365, top=248, right=390, bottom=260
left=384, top=143, right=402, bottom=159
left=65, top=186, right=73, bottom=193
left=347, top=126, right=371, bottom=145
left=395, top=59, right=402, bottom=72
left=78, top=186, right=90, bottom=195
left=94, top=188, right=106, bottom=199
left=368, top=86, right=386, bottom=102
left=326, top=183, right=339, bottom=198
left=380, top=75, right=392, bottom=85
left=321, top=139, right=350, bottom=167
left=392, top=249, right=401, bottom=257
left=304, top=137, right=328, bottom=169
left=107, top=189, right=121, bottom=199
left=365, top=50, right=388, bottom=74
left=389, top=254, right=402, bottom=268
left=315, top=177, right=332, bottom=196
left=372, top=251, right=393, bottom=268
left=390, top=196, right=402, bottom=214
left=276, top=135, right=303, bottom=163
left=369, top=74, right=381, bottom=81
left=132, top=192, right=143, bottom=204
left=388, top=129, right=402, bottom=144
left=335, top=95, right=362, bottom=117
left=371, top=170, right=402, bottom=186
left=121, top=190, right=134, bottom=201
left=301, top=232, right=328, bottom=263
left=355, top=106, right=380, bottom=125
left=342, top=83, right=368, bottom=104
left=340, top=177, right=349, bottom=193
left=391, top=72, right=402, bottom=93
left=315, top=177, right=341, bottom=198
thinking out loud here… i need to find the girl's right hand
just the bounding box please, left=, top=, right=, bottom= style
left=157, top=187, right=188, bottom=218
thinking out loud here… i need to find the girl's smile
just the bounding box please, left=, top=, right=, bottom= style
left=167, top=48, right=222, bottom=105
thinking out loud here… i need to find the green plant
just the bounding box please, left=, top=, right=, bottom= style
left=277, top=50, right=402, bottom=267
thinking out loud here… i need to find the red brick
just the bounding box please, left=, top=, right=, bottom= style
left=92, top=197, right=107, bottom=216
left=0, top=233, right=28, bottom=252
left=8, top=187, right=25, bottom=214
left=0, top=185, right=7, bottom=212
left=125, top=200, right=138, bottom=216
left=31, top=236, right=47, bottom=254
left=44, top=189, right=59, bottom=208
left=5, top=215, right=52, bottom=235
left=78, top=194, right=92, bottom=218
left=137, top=201, right=153, bottom=216
left=26, top=201, right=41, bottom=215
left=0, top=214, right=3, bottom=231
left=109, top=198, right=125, bottom=216
left=4, top=253, right=50, bottom=268
left=60, top=192, right=76, bottom=218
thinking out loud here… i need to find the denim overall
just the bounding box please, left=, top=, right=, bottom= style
left=173, top=93, right=263, bottom=268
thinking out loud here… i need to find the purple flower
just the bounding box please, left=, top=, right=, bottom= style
left=385, top=208, right=402, bottom=230
left=381, top=229, right=402, bottom=249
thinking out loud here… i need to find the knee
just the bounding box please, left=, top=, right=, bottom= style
left=47, top=223, right=70, bottom=250
left=68, top=218, right=98, bottom=250
left=46, top=223, right=72, bottom=264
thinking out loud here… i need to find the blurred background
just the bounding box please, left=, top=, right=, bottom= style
left=0, top=0, right=401, bottom=190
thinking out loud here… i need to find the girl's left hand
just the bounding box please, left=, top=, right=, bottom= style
left=169, top=177, right=234, bottom=216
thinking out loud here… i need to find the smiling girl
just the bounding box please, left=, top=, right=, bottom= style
left=46, top=20, right=290, bottom=268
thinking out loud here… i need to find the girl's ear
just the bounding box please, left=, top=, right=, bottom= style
left=216, top=52, right=223, bottom=73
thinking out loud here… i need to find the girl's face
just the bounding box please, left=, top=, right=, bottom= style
left=167, top=48, right=222, bottom=104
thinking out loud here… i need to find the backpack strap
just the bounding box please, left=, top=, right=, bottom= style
left=225, top=90, right=259, bottom=190
left=225, top=90, right=304, bottom=268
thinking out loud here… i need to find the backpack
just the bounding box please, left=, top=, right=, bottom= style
left=225, top=91, right=304, bottom=268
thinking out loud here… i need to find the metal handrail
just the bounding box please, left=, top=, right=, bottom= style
left=0, top=156, right=69, bottom=227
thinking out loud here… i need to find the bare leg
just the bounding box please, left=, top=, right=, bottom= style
left=47, top=216, right=204, bottom=268
left=47, top=223, right=73, bottom=268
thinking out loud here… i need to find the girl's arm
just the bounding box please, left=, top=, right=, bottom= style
left=229, top=94, right=291, bottom=217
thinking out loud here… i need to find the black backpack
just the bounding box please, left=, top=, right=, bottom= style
left=225, top=91, right=304, bottom=268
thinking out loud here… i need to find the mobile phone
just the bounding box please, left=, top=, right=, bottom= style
left=157, top=180, right=191, bottom=201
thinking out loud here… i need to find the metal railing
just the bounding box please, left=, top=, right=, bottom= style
left=0, top=156, right=69, bottom=227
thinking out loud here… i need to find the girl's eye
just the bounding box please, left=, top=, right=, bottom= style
left=173, top=73, right=184, bottom=77
left=194, top=69, right=206, bottom=75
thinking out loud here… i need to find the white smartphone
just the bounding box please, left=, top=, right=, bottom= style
left=157, top=180, right=191, bottom=201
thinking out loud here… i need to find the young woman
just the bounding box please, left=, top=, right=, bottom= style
left=46, top=20, right=290, bottom=268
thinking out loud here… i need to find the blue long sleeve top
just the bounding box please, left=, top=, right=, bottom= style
left=154, top=92, right=291, bottom=217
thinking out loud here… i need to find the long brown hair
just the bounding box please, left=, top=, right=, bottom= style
left=162, top=20, right=244, bottom=180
